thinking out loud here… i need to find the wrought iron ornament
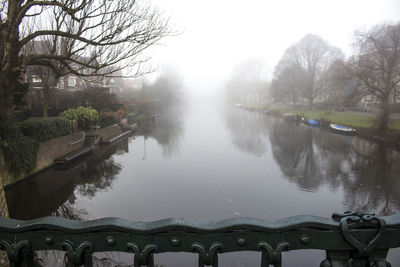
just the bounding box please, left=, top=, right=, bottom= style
left=0, top=211, right=398, bottom=266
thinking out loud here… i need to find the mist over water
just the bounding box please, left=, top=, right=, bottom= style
left=6, top=95, right=400, bottom=265
left=2, top=0, right=400, bottom=265
left=149, top=0, right=400, bottom=100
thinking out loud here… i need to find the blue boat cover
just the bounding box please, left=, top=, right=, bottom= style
left=307, top=118, right=320, bottom=126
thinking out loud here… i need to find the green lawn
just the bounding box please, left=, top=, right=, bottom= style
left=269, top=105, right=400, bottom=130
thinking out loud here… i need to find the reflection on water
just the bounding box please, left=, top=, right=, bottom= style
left=5, top=103, right=400, bottom=266
left=224, top=107, right=400, bottom=216
left=147, top=107, right=184, bottom=158
left=6, top=138, right=128, bottom=220
left=224, top=106, right=267, bottom=156
left=268, top=117, right=400, bottom=215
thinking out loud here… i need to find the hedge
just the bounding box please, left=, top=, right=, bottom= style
left=60, top=106, right=99, bottom=130
left=99, top=115, right=117, bottom=128
left=127, top=113, right=147, bottom=125
left=19, top=117, right=71, bottom=142
left=127, top=104, right=137, bottom=113
left=0, top=123, right=38, bottom=176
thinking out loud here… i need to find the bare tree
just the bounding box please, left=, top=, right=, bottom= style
left=326, top=58, right=359, bottom=108
left=26, top=39, right=65, bottom=117
left=350, top=23, right=400, bottom=132
left=271, top=63, right=305, bottom=105
left=225, top=58, right=269, bottom=106
left=147, top=64, right=184, bottom=109
left=272, top=34, right=344, bottom=108
left=30, top=65, right=58, bottom=117
left=0, top=0, right=171, bottom=122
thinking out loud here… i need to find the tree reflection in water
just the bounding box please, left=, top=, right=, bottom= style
left=224, top=107, right=268, bottom=156
left=6, top=138, right=129, bottom=221
left=225, top=107, right=400, bottom=216
left=141, top=107, right=184, bottom=158
left=342, top=141, right=400, bottom=215
left=76, top=158, right=122, bottom=199
left=269, top=118, right=400, bottom=215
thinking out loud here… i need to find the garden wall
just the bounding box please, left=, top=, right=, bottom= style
left=1, top=132, right=84, bottom=186
left=35, top=132, right=85, bottom=171
left=98, top=124, right=121, bottom=143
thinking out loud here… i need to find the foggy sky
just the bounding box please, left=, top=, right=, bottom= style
left=148, top=0, right=400, bottom=98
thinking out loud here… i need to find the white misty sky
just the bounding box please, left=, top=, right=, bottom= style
left=147, top=0, right=400, bottom=97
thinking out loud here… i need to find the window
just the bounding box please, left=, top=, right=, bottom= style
left=32, top=75, right=42, bottom=83
left=68, top=76, right=77, bottom=87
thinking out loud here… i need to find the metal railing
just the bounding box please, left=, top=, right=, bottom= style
left=0, top=211, right=399, bottom=267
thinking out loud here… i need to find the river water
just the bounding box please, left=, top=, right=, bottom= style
left=6, top=99, right=400, bottom=266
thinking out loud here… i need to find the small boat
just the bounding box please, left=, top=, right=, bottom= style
left=306, top=118, right=320, bottom=126
left=330, top=123, right=357, bottom=134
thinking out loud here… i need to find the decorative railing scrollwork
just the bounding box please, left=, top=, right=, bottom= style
left=127, top=242, right=158, bottom=267
left=0, top=211, right=399, bottom=266
left=191, top=242, right=223, bottom=267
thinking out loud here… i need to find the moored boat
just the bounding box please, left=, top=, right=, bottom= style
left=329, top=123, right=357, bottom=134
left=306, top=118, right=320, bottom=126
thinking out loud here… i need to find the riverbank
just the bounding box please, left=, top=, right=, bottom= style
left=240, top=104, right=400, bottom=146
left=0, top=124, right=136, bottom=186
left=268, top=105, right=400, bottom=130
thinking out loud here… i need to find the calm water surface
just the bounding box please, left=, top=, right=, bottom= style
left=6, top=100, right=400, bottom=266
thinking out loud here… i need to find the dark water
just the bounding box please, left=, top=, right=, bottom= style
left=6, top=100, right=400, bottom=266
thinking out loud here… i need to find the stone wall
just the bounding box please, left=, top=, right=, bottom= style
left=1, top=132, right=85, bottom=186
left=98, top=124, right=121, bottom=143
left=35, top=132, right=85, bottom=171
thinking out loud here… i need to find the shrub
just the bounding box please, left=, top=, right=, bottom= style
left=127, top=104, right=137, bottom=113
left=0, top=123, right=38, bottom=176
left=60, top=106, right=99, bottom=130
left=99, top=115, right=117, bottom=128
left=14, top=110, right=27, bottom=122
left=127, top=113, right=148, bottom=125
left=127, top=113, right=137, bottom=125
left=19, top=117, right=71, bottom=142
left=0, top=122, right=20, bottom=141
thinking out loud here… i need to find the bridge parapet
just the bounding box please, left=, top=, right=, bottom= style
left=0, top=211, right=399, bottom=266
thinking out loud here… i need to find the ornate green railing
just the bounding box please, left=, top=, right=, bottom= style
left=0, top=211, right=399, bottom=267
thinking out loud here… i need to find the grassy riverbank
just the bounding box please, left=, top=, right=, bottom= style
left=268, top=105, right=400, bottom=130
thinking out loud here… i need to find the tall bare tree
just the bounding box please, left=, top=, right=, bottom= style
left=30, top=65, right=58, bottom=117
left=350, top=23, right=400, bottom=132
left=272, top=34, right=344, bottom=108
left=225, top=58, right=269, bottom=106
left=271, top=63, right=305, bottom=105
left=0, top=0, right=170, bottom=122
left=26, top=38, right=66, bottom=117
left=147, top=65, right=184, bottom=109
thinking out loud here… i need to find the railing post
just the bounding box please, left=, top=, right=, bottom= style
left=127, top=242, right=158, bottom=267
left=320, top=251, right=352, bottom=267
left=0, top=240, right=33, bottom=267
left=258, top=241, right=288, bottom=267
left=191, top=242, right=223, bottom=267
left=62, top=240, right=93, bottom=267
